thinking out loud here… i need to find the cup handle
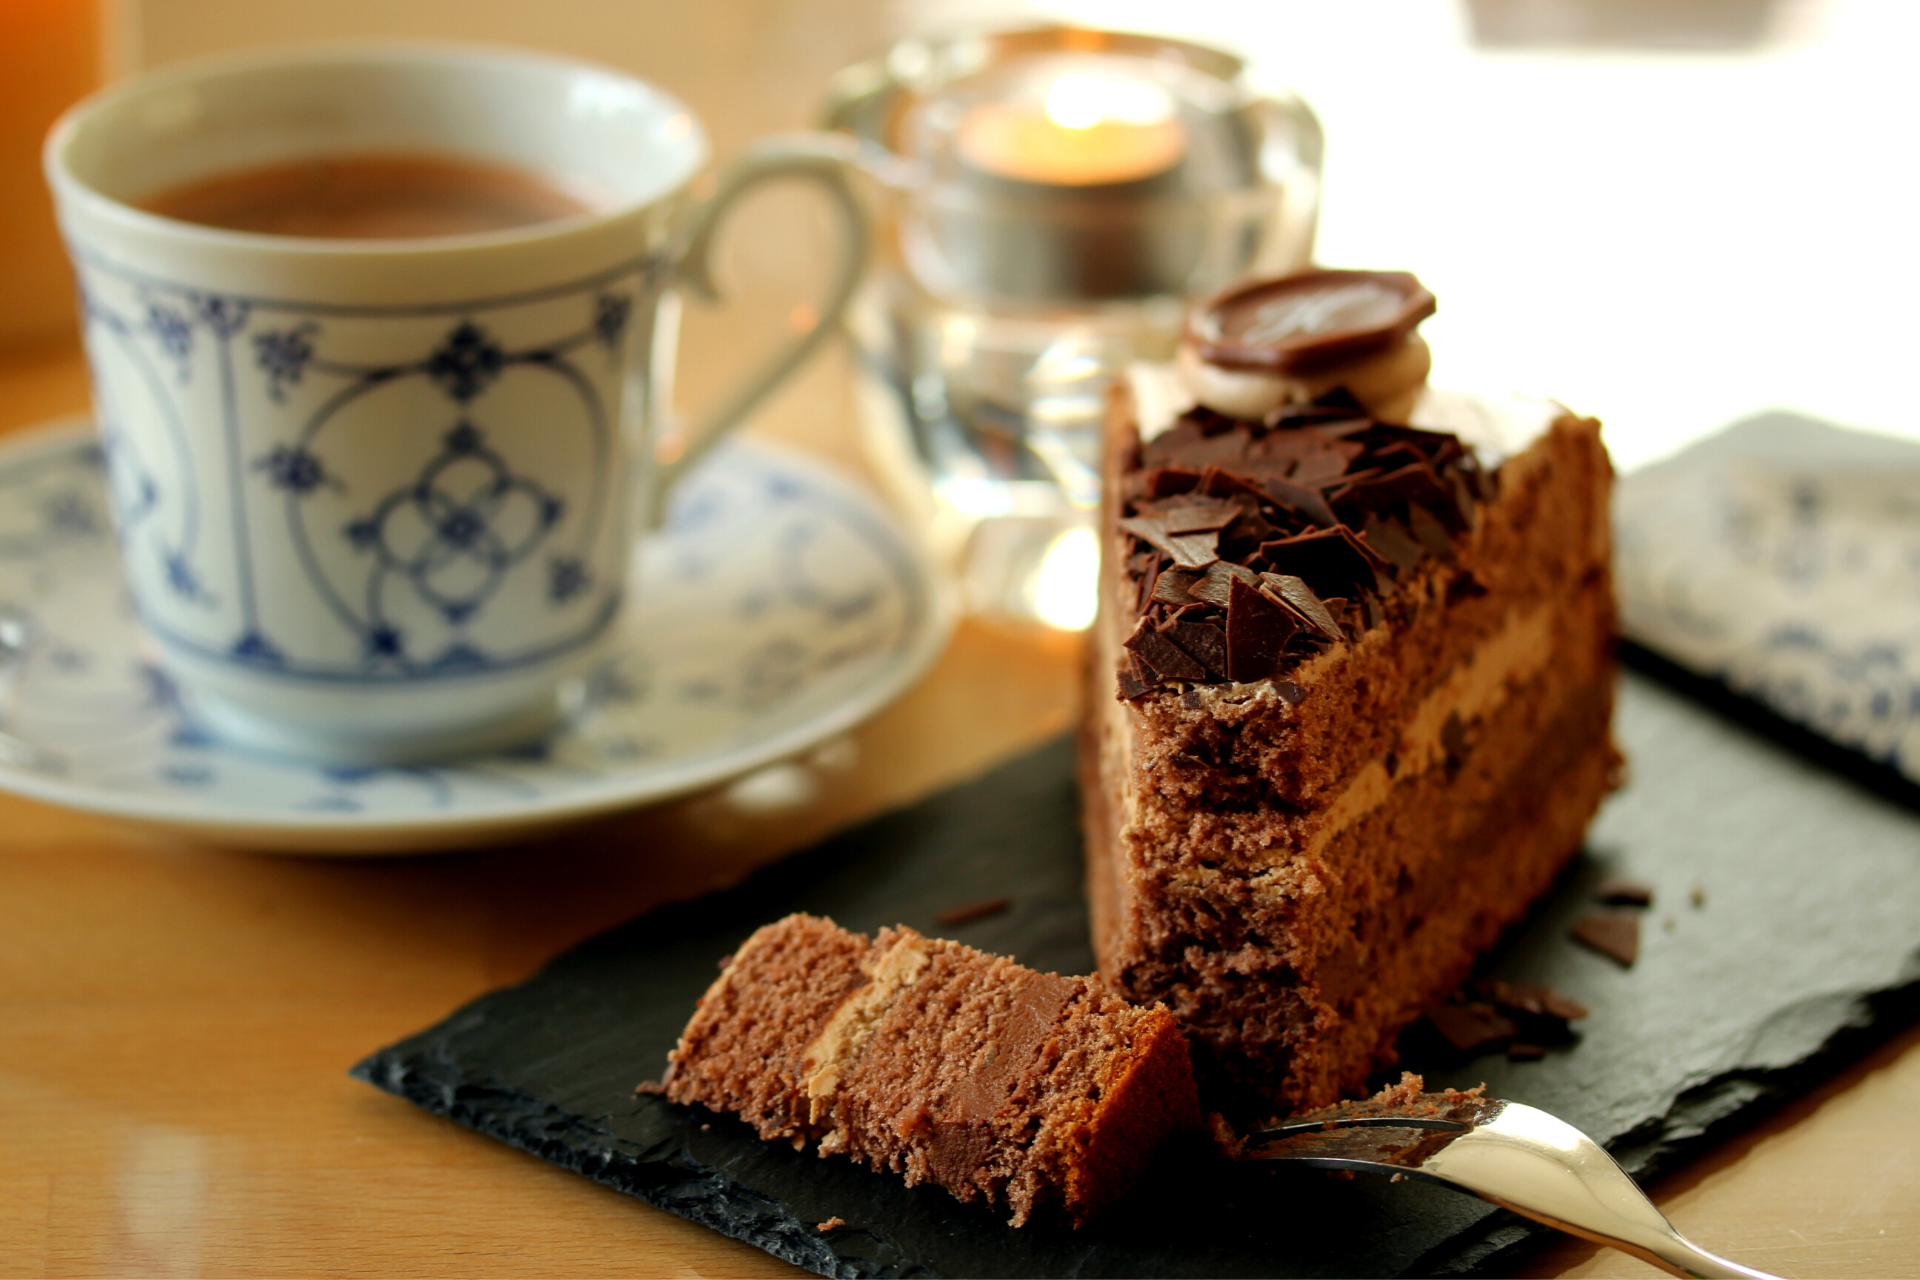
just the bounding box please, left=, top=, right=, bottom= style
left=650, top=133, right=871, bottom=515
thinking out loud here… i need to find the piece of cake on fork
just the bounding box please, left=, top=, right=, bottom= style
left=1080, top=268, right=1620, bottom=1113
left=658, top=913, right=1201, bottom=1225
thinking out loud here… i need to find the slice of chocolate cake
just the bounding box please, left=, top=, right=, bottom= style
left=1081, top=269, right=1619, bottom=1115
left=658, top=914, right=1201, bottom=1226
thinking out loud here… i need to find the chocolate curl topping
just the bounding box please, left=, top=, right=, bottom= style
left=1226, top=576, right=1297, bottom=683
left=1331, top=462, right=1467, bottom=533
left=1164, top=621, right=1228, bottom=678
left=1260, top=574, right=1345, bottom=642
left=1360, top=514, right=1423, bottom=575
left=1150, top=567, right=1202, bottom=607
left=1258, top=527, right=1387, bottom=599
left=1187, top=560, right=1261, bottom=608
left=1114, top=385, right=1487, bottom=699
left=1124, top=617, right=1207, bottom=682
left=1121, top=516, right=1220, bottom=571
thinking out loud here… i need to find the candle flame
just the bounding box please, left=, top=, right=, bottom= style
left=1043, top=72, right=1174, bottom=130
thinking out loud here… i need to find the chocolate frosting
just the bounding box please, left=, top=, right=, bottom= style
left=1185, top=269, right=1437, bottom=375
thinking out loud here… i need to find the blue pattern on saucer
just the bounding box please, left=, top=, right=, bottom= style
left=0, top=424, right=949, bottom=850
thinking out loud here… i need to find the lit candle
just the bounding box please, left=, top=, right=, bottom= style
left=956, top=69, right=1185, bottom=186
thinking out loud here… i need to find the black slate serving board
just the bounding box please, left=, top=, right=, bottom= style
left=354, top=670, right=1920, bottom=1277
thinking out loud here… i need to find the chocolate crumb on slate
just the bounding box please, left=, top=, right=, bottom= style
left=1596, top=878, right=1654, bottom=907
left=935, top=897, right=1012, bottom=928
left=1474, top=980, right=1587, bottom=1047
left=1573, top=910, right=1641, bottom=966
left=1423, top=1003, right=1519, bottom=1056
left=1115, top=390, right=1493, bottom=698
left=1507, top=1042, right=1547, bottom=1063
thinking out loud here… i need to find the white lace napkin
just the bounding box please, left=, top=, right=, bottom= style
left=1614, top=412, right=1920, bottom=782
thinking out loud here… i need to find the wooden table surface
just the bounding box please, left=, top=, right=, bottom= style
left=7, top=1, right=1920, bottom=1274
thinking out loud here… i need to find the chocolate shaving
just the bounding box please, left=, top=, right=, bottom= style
left=1151, top=567, right=1202, bottom=607
left=1424, top=1003, right=1518, bottom=1056
left=1257, top=475, right=1338, bottom=529
left=1140, top=467, right=1203, bottom=499
left=1259, top=527, right=1385, bottom=599
left=1406, top=503, right=1455, bottom=560
left=1477, top=979, right=1589, bottom=1025
left=1165, top=620, right=1228, bottom=678
left=1260, top=573, right=1344, bottom=641
left=1476, top=979, right=1587, bottom=1045
left=1331, top=462, right=1465, bottom=532
left=1596, top=878, right=1654, bottom=907
left=1151, top=495, right=1249, bottom=534
left=1506, top=1042, right=1546, bottom=1062
left=1125, top=617, right=1207, bottom=682
left=1114, top=388, right=1489, bottom=698
left=1446, top=570, right=1489, bottom=603
left=1188, top=560, right=1260, bottom=608
left=1288, top=451, right=1351, bottom=488
left=1572, top=910, right=1640, bottom=966
left=1359, top=514, right=1422, bottom=575
left=1121, top=516, right=1220, bottom=571
left=1225, top=576, right=1297, bottom=683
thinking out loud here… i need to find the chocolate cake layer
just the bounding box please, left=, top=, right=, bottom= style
left=1083, top=380, right=1618, bottom=1114
left=660, top=914, right=1200, bottom=1225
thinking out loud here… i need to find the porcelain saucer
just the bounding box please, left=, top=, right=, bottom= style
left=0, top=420, right=952, bottom=853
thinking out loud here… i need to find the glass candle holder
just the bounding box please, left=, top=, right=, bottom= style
left=828, top=26, right=1322, bottom=628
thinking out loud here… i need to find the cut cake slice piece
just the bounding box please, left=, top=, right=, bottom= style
left=658, top=913, right=1201, bottom=1225
left=1082, top=363, right=1619, bottom=1115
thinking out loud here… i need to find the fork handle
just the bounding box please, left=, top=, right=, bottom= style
left=1632, top=1232, right=1777, bottom=1280
left=1468, top=1179, right=1781, bottom=1279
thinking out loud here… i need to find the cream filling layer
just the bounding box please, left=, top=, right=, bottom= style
left=1301, top=598, right=1554, bottom=859
left=799, top=932, right=930, bottom=1126
left=1110, top=597, right=1558, bottom=898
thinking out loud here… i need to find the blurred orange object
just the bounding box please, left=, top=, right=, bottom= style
left=0, top=0, right=101, bottom=351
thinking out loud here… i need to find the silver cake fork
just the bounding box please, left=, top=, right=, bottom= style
left=1241, top=1096, right=1778, bottom=1279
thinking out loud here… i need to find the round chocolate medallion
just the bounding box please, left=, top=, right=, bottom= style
left=1186, top=269, right=1437, bottom=374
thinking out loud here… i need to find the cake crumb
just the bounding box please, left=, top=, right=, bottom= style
left=1207, top=1112, right=1245, bottom=1159
left=634, top=1080, right=665, bottom=1096
left=935, top=897, right=1011, bottom=927
left=1690, top=883, right=1707, bottom=908
left=816, top=1217, right=846, bottom=1232
left=1507, top=1042, right=1546, bottom=1062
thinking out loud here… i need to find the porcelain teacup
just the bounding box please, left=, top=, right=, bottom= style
left=45, top=44, right=867, bottom=763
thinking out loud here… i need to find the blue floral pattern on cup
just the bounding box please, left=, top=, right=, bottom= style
left=74, top=251, right=655, bottom=683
